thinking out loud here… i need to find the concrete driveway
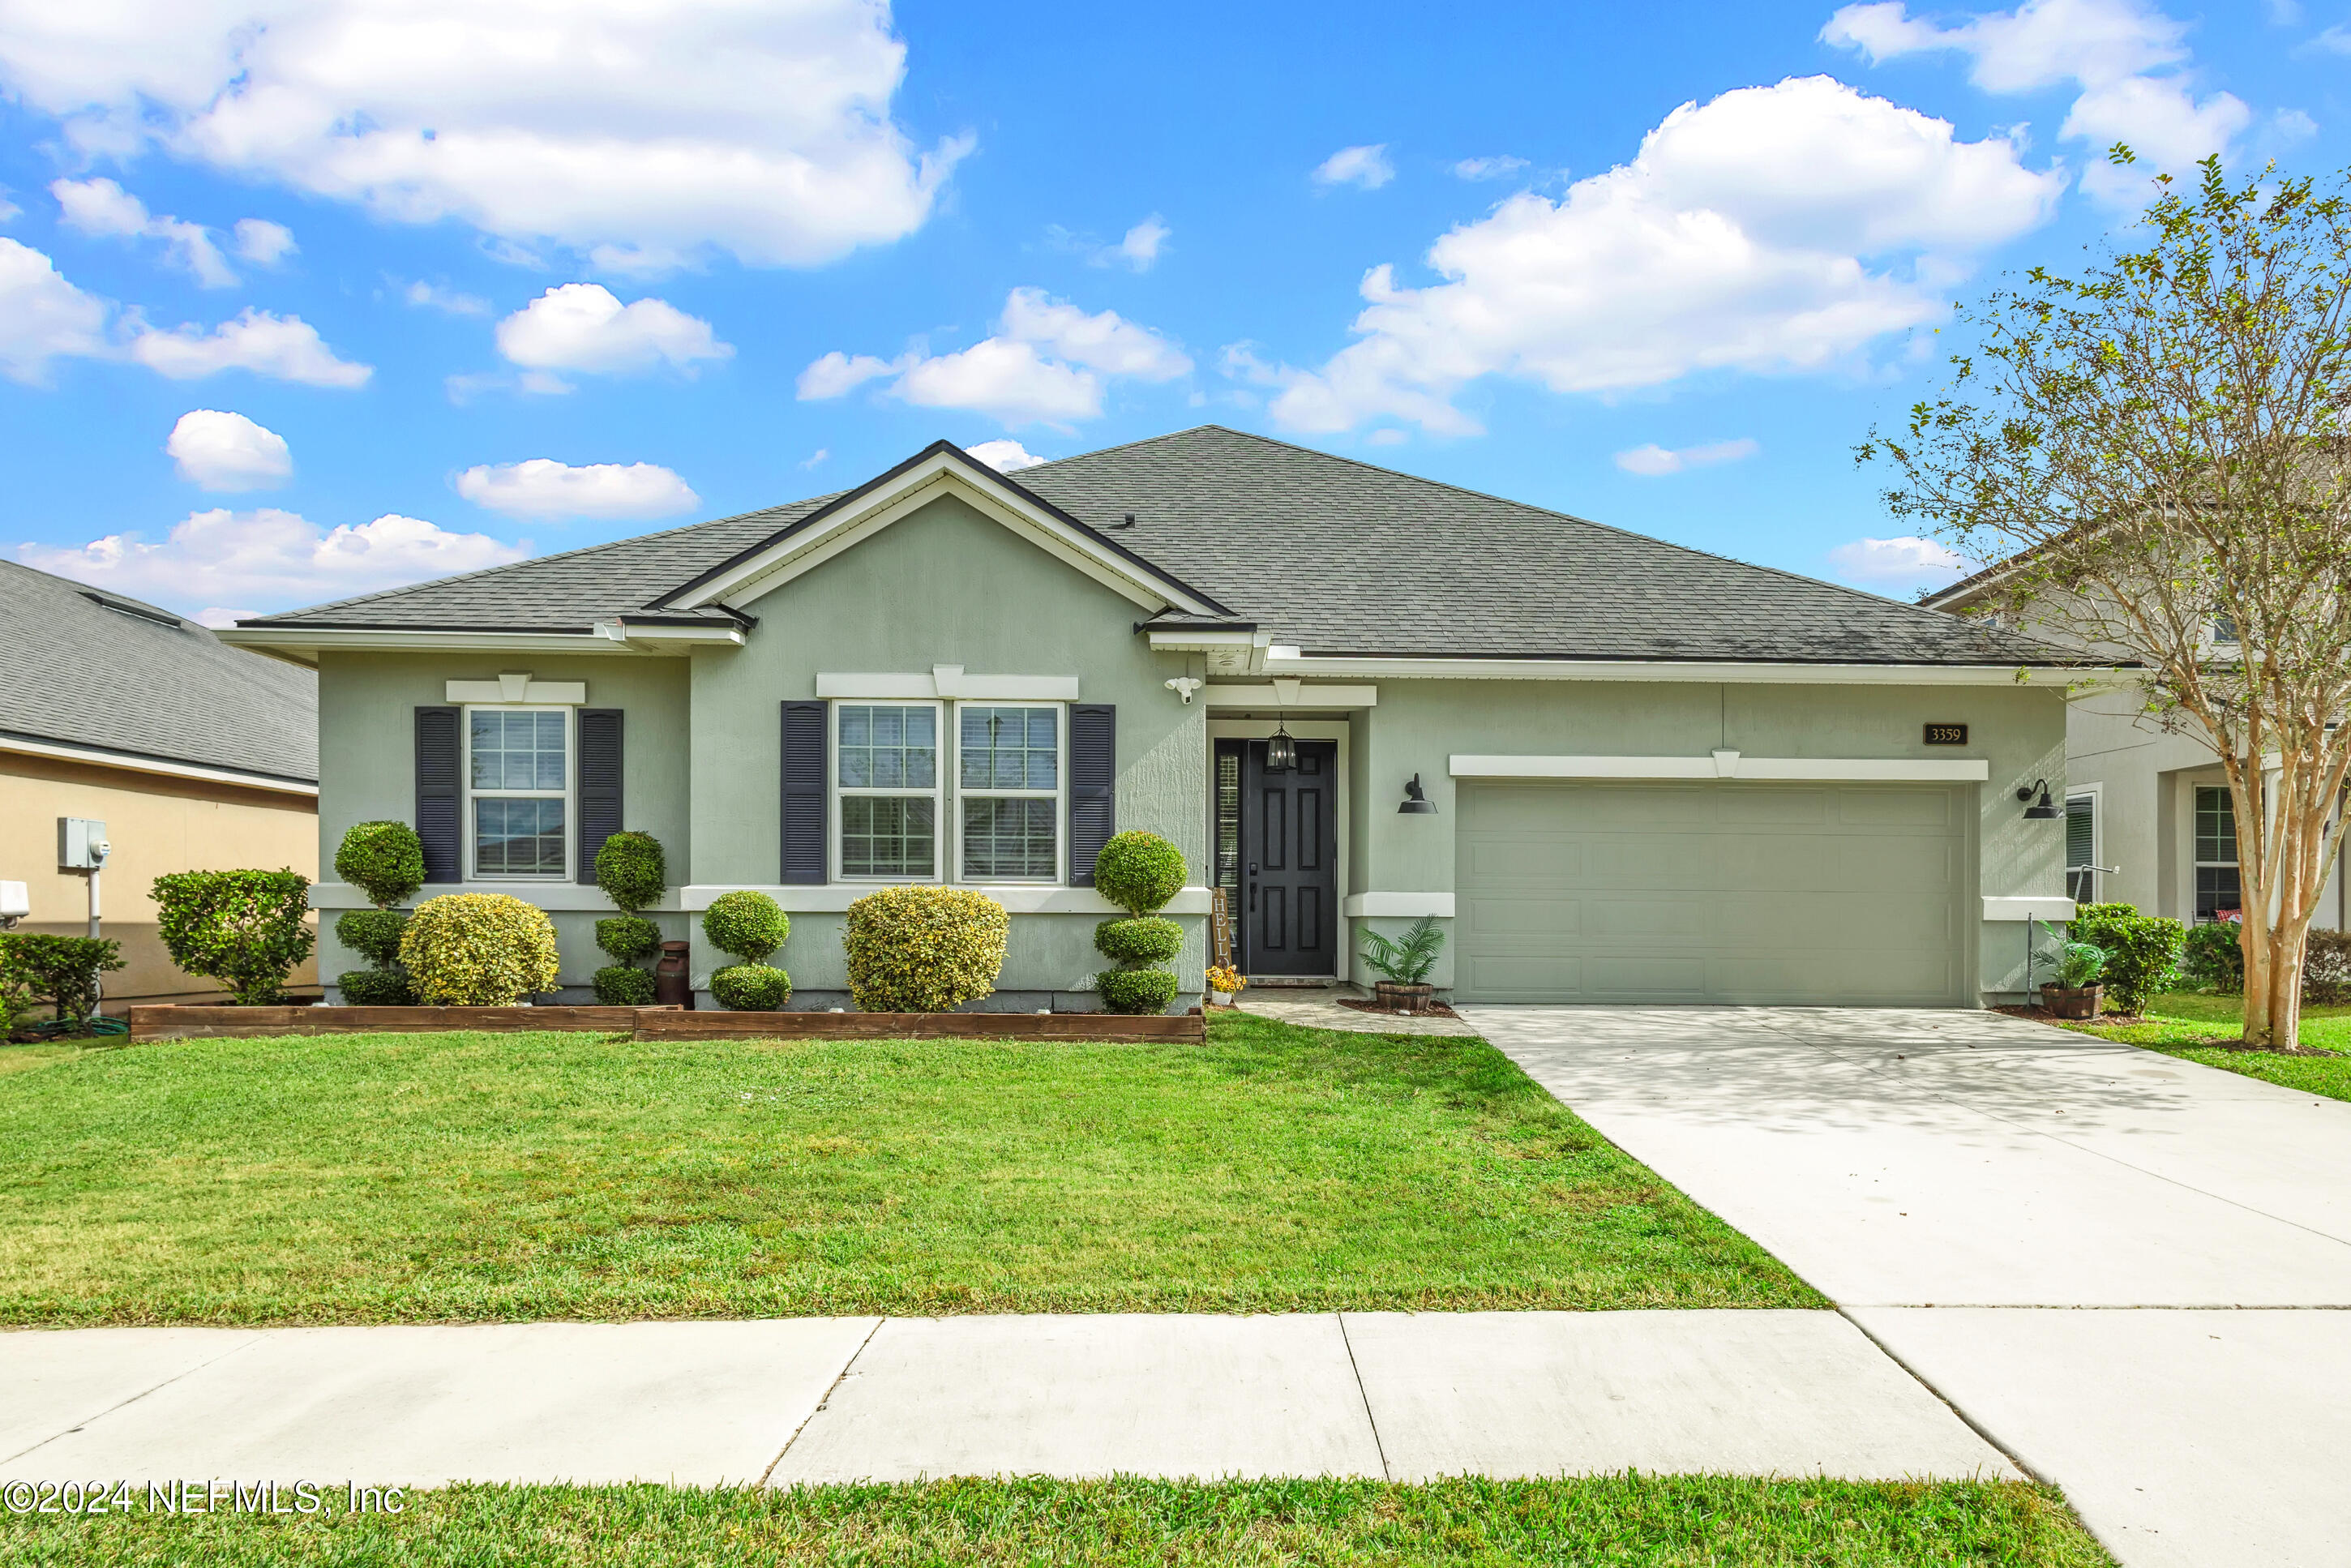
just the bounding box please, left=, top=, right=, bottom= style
left=1467, top=1005, right=2351, bottom=1568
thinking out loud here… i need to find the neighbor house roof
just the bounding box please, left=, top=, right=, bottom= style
left=242, top=426, right=2052, bottom=666
left=0, top=561, right=317, bottom=789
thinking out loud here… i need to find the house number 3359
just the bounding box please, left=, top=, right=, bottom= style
left=1923, top=723, right=1969, bottom=745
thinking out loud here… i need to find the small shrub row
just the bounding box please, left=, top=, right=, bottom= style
left=0, top=934, right=124, bottom=1026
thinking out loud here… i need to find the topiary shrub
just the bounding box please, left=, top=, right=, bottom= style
left=0, top=934, right=123, bottom=1022
left=593, top=965, right=658, bottom=1005
left=2182, top=920, right=2245, bottom=993
left=2069, top=902, right=2186, bottom=1016
left=1094, top=831, right=1187, bottom=916
left=336, top=966, right=418, bottom=1006
left=336, top=908, right=408, bottom=966
left=704, top=890, right=789, bottom=963
left=711, top=963, right=794, bottom=1010
left=596, top=915, right=663, bottom=965
left=1096, top=968, right=1180, bottom=1015
left=152, top=868, right=315, bottom=1005
left=842, top=885, right=1008, bottom=1012
left=594, top=831, right=668, bottom=914
left=399, top=893, right=559, bottom=1006
left=335, top=821, right=426, bottom=909
left=1094, top=916, right=1184, bottom=966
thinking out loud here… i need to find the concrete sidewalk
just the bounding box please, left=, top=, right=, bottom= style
left=1, top=1311, right=2013, bottom=1488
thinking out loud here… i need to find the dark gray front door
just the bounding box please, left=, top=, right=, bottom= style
left=1241, top=739, right=1338, bottom=976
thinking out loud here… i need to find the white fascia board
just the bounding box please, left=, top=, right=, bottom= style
left=310, top=882, right=674, bottom=910
left=0, top=733, right=317, bottom=797
left=1450, top=754, right=1992, bottom=782
left=672, top=456, right=1223, bottom=618
left=1146, top=629, right=1261, bottom=650
left=1344, top=892, right=1455, bottom=918
left=816, top=668, right=1081, bottom=701
left=680, top=884, right=1215, bottom=915
left=592, top=619, right=746, bottom=649
left=1263, top=651, right=2075, bottom=686
left=216, top=627, right=654, bottom=667
left=1983, top=896, right=2078, bottom=921
left=1205, top=683, right=1377, bottom=708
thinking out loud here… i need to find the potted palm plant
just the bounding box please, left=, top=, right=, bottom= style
left=1360, top=915, right=1445, bottom=1013
left=2041, top=937, right=2107, bottom=1020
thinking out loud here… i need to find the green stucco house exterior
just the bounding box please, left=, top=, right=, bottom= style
left=224, top=426, right=2083, bottom=1011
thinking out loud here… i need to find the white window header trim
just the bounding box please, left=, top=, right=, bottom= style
left=817, top=666, right=1079, bottom=701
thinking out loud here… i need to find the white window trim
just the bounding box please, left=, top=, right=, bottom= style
left=461, top=703, right=574, bottom=882
left=2194, top=781, right=2241, bottom=920
left=954, top=701, right=1067, bottom=885
left=831, top=699, right=945, bottom=884
left=2065, top=784, right=2102, bottom=906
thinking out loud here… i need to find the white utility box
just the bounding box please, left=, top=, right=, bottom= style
left=58, top=818, right=109, bottom=871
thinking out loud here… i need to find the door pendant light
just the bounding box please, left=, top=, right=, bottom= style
left=1265, top=718, right=1297, bottom=773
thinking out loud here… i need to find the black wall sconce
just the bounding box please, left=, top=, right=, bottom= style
left=2016, top=779, right=2060, bottom=819
left=1398, top=773, right=1437, bottom=814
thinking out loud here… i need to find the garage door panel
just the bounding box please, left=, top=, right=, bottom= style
left=1454, top=781, right=1970, bottom=1007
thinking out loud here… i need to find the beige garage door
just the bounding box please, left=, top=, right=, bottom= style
left=1454, top=780, right=1971, bottom=1006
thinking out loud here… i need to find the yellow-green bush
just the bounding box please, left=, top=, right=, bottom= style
left=842, top=885, right=1008, bottom=1012
left=398, top=893, right=560, bottom=1006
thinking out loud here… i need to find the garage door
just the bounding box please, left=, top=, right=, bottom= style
left=1454, top=781, right=1971, bottom=1006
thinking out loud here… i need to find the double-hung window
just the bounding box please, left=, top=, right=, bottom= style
left=468, top=707, right=569, bottom=878
left=836, top=703, right=940, bottom=879
left=2195, top=784, right=2241, bottom=920
left=959, top=705, right=1061, bottom=880
left=2065, top=793, right=2097, bottom=904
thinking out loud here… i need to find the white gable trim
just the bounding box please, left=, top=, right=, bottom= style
left=668, top=451, right=1226, bottom=617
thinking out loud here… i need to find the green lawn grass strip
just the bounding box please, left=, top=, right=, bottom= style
left=2062, top=992, right=2351, bottom=1102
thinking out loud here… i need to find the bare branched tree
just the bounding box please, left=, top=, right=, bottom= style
left=1863, top=152, right=2351, bottom=1048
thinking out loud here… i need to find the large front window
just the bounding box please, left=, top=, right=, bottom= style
left=959, top=705, right=1060, bottom=880
left=469, top=707, right=567, bottom=877
left=830, top=700, right=1064, bottom=882
left=2195, top=784, right=2241, bottom=920
left=837, top=704, right=938, bottom=878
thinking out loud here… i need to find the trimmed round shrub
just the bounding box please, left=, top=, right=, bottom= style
left=593, top=965, right=657, bottom=1005
left=398, top=893, right=560, bottom=1006
left=711, top=962, right=794, bottom=1010
left=0, top=933, right=125, bottom=1022
left=596, top=915, right=664, bottom=965
left=1094, top=916, right=1184, bottom=966
left=152, top=868, right=315, bottom=1005
left=336, top=967, right=416, bottom=1006
left=1094, top=831, right=1186, bottom=915
left=1096, top=968, right=1180, bottom=1015
left=2182, top=919, right=2245, bottom=992
left=843, top=886, right=1008, bottom=1012
left=594, top=831, right=668, bottom=914
left=704, top=890, right=789, bottom=963
left=2070, top=902, right=2186, bottom=1015
left=336, top=821, right=426, bottom=909
left=336, top=909, right=409, bottom=967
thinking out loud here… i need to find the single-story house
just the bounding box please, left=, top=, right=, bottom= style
left=224, top=426, right=2085, bottom=1010
left=1, top=560, right=321, bottom=1009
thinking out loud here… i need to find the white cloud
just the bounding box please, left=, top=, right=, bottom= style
left=1109, top=216, right=1169, bottom=270
left=128, top=308, right=372, bottom=387
left=191, top=606, right=260, bottom=629
left=1614, top=438, right=1760, bottom=476
left=166, top=409, right=292, bottom=491
left=1313, top=144, right=1395, bottom=190
left=800, top=287, right=1190, bottom=427
left=494, top=284, right=730, bottom=388
left=799, top=448, right=828, bottom=469
left=19, top=508, right=525, bottom=614
left=1823, top=0, right=2248, bottom=204
left=966, top=439, right=1047, bottom=473
left=455, top=458, right=698, bottom=521
left=0, top=238, right=108, bottom=383
left=403, top=279, right=489, bottom=315
left=1827, top=534, right=1972, bottom=588
left=231, top=217, right=296, bottom=265
left=51, top=176, right=237, bottom=286
left=1453, top=155, right=1531, bottom=181
left=0, top=0, right=966, bottom=273
left=1244, top=77, right=2061, bottom=436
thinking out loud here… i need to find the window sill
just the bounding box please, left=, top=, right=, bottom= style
left=683, top=885, right=1215, bottom=915
left=308, top=882, right=680, bottom=911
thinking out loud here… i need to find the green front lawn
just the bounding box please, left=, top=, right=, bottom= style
left=0, top=1014, right=1815, bottom=1325
left=2061, top=992, right=2351, bottom=1101
left=0, top=1476, right=2114, bottom=1567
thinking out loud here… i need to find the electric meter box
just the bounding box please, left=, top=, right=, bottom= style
left=58, top=818, right=108, bottom=871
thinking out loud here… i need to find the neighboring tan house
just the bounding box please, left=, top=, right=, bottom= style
left=223, top=427, right=2088, bottom=1010
left=1921, top=568, right=2345, bottom=934
left=0, top=560, right=321, bottom=1009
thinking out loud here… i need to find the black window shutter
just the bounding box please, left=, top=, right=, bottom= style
left=414, top=705, right=461, bottom=885
left=576, top=708, right=623, bottom=884
left=1068, top=704, right=1116, bottom=886
left=781, top=700, right=828, bottom=885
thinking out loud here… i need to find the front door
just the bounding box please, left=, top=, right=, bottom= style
left=1240, top=739, right=1338, bottom=976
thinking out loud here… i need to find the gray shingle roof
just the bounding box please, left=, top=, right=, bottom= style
left=247, top=426, right=2041, bottom=665
left=0, top=561, right=316, bottom=785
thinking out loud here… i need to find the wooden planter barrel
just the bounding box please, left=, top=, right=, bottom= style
left=1372, top=982, right=1437, bottom=1014
left=2040, top=983, right=2103, bottom=1021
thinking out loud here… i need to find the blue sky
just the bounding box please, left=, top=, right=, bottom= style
left=0, top=0, right=2339, bottom=624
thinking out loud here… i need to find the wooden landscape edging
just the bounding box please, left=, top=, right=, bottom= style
left=126, top=1004, right=1203, bottom=1043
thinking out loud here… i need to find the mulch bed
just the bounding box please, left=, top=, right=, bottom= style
left=1334, top=996, right=1462, bottom=1021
